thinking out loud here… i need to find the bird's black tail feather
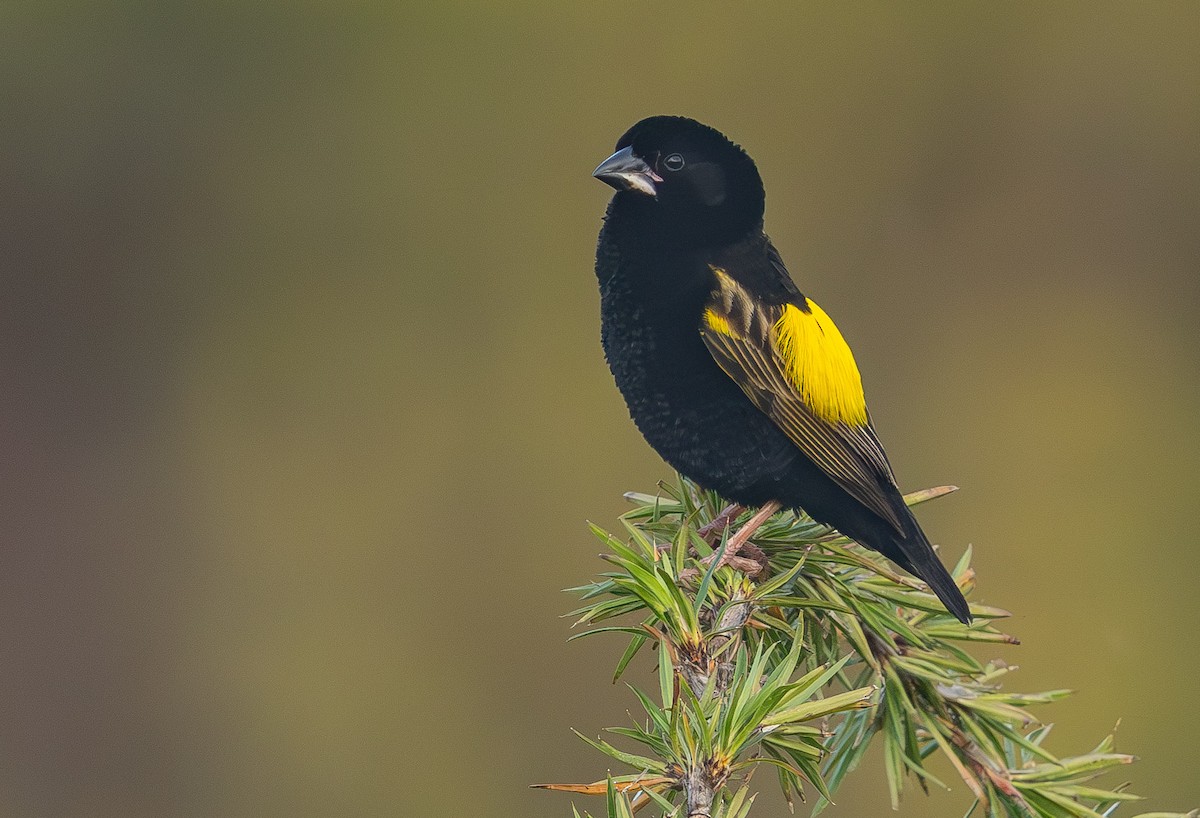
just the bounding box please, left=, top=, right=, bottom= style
left=889, top=515, right=971, bottom=625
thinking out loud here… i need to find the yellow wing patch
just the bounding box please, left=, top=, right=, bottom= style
left=703, top=308, right=737, bottom=338
left=773, top=300, right=868, bottom=427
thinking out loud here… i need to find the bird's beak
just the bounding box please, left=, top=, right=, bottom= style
left=593, top=146, right=661, bottom=198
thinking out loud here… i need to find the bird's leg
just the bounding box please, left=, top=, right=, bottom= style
left=697, top=503, right=744, bottom=545
left=725, top=500, right=781, bottom=554
left=658, top=503, right=744, bottom=560
left=701, top=500, right=782, bottom=578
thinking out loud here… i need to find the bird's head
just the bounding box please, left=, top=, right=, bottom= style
left=593, top=116, right=765, bottom=245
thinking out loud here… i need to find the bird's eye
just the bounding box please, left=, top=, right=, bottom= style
left=662, top=153, right=685, bottom=172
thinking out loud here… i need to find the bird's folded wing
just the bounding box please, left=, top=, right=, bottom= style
left=701, top=268, right=905, bottom=533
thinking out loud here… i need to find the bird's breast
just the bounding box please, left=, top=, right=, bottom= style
left=597, top=253, right=800, bottom=502
left=598, top=254, right=721, bottom=403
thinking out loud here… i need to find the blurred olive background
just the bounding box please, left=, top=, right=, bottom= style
left=2, top=3, right=1198, bottom=817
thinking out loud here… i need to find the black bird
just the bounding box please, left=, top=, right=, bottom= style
left=591, top=115, right=971, bottom=624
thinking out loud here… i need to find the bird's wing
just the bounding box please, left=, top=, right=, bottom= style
left=700, top=259, right=906, bottom=533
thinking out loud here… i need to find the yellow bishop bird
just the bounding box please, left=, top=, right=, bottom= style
left=592, top=115, right=970, bottom=623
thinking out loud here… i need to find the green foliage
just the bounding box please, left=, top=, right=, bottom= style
left=541, top=477, right=1196, bottom=818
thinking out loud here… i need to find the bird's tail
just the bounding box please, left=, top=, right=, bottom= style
left=889, top=515, right=971, bottom=625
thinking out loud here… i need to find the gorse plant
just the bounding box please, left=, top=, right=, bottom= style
left=536, top=477, right=1196, bottom=818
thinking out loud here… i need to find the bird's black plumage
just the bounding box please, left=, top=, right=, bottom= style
left=592, top=115, right=971, bottom=624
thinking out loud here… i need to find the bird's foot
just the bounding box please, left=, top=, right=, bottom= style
left=697, top=503, right=744, bottom=545
left=686, top=500, right=782, bottom=581
left=659, top=504, right=741, bottom=571
left=695, top=542, right=769, bottom=579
